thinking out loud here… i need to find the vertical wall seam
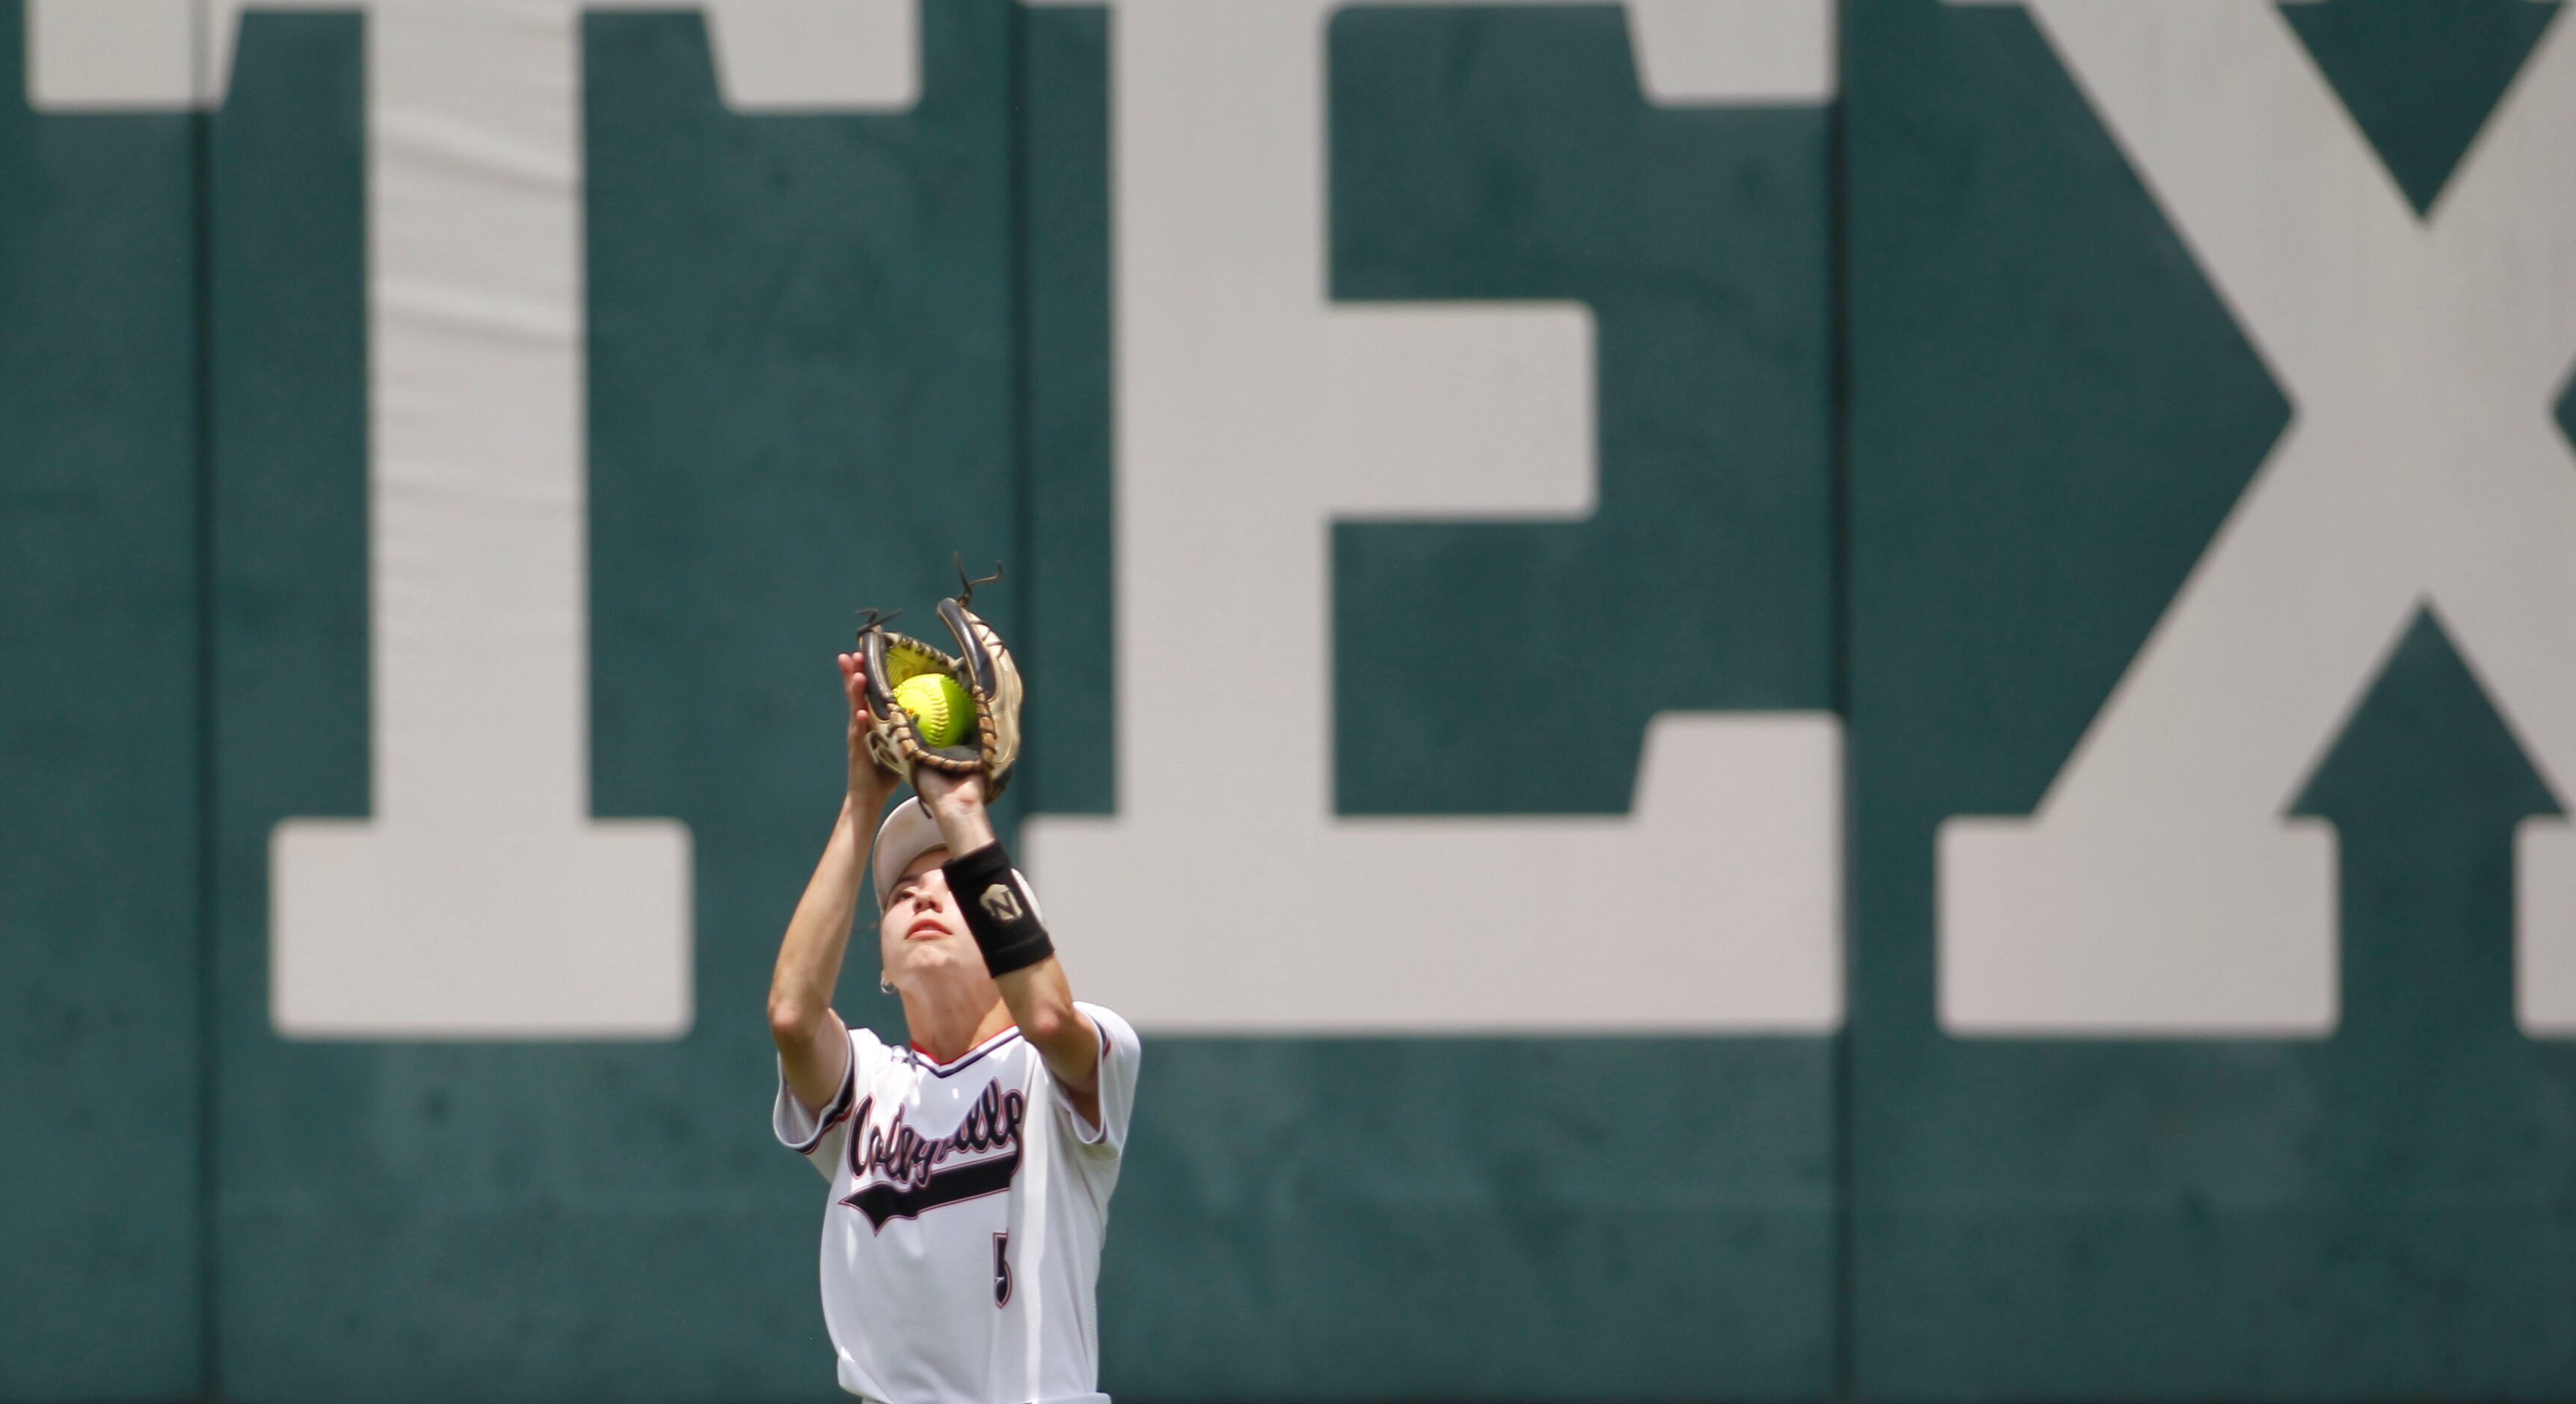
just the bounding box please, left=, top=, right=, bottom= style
left=186, top=0, right=223, bottom=1397
left=1825, top=0, right=1856, bottom=1394
left=1006, top=0, right=1038, bottom=830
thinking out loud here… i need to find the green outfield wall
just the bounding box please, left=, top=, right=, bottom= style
left=6, top=1, right=2576, bottom=1400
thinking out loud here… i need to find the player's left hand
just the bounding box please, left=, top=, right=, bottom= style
left=913, top=765, right=989, bottom=817
left=912, top=765, right=999, bottom=860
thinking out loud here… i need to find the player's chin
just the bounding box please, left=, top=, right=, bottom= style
left=898, top=937, right=971, bottom=973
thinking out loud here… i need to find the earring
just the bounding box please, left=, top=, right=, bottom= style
left=880, top=973, right=894, bottom=996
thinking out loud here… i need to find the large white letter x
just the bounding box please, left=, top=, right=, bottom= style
left=1940, top=0, right=2576, bottom=1035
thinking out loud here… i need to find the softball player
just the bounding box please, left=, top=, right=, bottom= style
left=768, top=649, right=1139, bottom=1404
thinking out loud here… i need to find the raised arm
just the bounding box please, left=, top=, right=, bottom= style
left=914, top=770, right=1101, bottom=1106
left=768, top=654, right=900, bottom=1115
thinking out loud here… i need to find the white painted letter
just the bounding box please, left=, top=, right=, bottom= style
left=1021, top=0, right=1842, bottom=1034
left=1938, top=0, right=2576, bottom=1036
left=27, top=0, right=920, bottom=1036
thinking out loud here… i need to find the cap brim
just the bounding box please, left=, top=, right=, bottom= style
left=869, top=797, right=948, bottom=911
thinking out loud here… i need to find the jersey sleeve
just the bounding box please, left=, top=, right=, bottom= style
left=1059, top=1002, right=1141, bottom=1154
left=774, top=1025, right=882, bottom=1181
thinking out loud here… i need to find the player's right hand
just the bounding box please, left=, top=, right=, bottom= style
left=839, top=653, right=903, bottom=799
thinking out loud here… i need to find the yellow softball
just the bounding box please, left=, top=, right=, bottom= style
left=891, top=674, right=973, bottom=749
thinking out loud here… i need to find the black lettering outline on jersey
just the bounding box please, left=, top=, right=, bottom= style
left=840, top=1081, right=1028, bottom=1232
left=993, top=1231, right=1014, bottom=1307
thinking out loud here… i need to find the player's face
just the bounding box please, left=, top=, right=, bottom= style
left=879, top=847, right=988, bottom=987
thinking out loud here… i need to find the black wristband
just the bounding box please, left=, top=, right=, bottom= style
left=942, top=842, right=1055, bottom=978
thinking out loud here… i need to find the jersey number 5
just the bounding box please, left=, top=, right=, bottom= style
left=992, top=1232, right=1013, bottom=1308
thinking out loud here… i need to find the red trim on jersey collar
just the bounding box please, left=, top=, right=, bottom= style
left=909, top=1023, right=1021, bottom=1071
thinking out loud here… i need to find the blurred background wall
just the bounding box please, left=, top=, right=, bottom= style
left=6, top=0, right=2575, bottom=1400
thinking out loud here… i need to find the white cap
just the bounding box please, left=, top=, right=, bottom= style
left=868, top=796, right=948, bottom=911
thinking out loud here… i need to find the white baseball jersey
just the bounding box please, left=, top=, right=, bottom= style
left=775, top=1003, right=1141, bottom=1404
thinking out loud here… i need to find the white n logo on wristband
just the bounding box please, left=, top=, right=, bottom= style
left=979, top=884, right=1024, bottom=926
